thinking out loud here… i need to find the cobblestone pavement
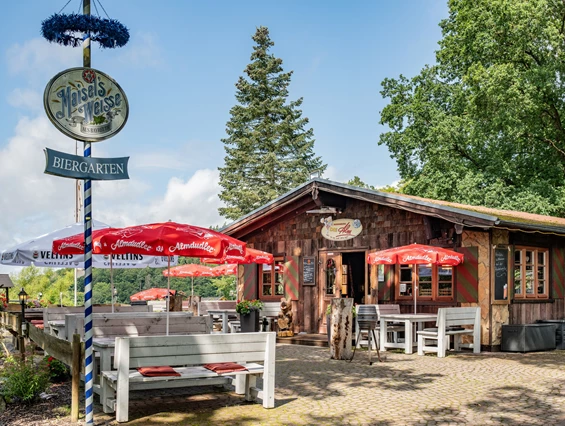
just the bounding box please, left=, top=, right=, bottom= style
left=94, top=344, right=565, bottom=425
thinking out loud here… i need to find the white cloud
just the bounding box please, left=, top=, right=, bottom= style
left=0, top=113, right=225, bottom=273
left=7, top=88, right=42, bottom=111
left=118, top=32, right=164, bottom=68
left=6, top=38, right=79, bottom=82
left=133, top=152, right=186, bottom=170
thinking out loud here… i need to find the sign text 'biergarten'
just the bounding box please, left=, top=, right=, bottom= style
left=44, top=148, right=129, bottom=180
left=44, top=67, right=129, bottom=142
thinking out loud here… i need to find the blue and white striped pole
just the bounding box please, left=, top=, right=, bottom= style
left=83, top=1, right=94, bottom=424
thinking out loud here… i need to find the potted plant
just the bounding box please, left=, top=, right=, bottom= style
left=236, top=299, right=264, bottom=332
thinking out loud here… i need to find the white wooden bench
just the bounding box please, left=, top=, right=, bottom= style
left=260, top=302, right=281, bottom=332
left=417, top=307, right=481, bottom=358
left=44, top=305, right=152, bottom=336
left=356, top=304, right=403, bottom=349
left=65, top=312, right=205, bottom=341
left=100, top=332, right=276, bottom=422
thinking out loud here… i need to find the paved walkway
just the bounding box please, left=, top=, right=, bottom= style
left=95, top=344, right=565, bottom=425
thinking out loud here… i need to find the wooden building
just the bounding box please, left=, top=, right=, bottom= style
left=223, top=178, right=565, bottom=350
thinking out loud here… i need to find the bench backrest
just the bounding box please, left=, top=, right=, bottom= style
left=114, top=332, right=276, bottom=369
left=197, top=301, right=236, bottom=316
left=375, top=304, right=400, bottom=318
left=437, top=307, right=481, bottom=330
left=261, top=302, right=281, bottom=318
left=66, top=312, right=208, bottom=341
left=44, top=305, right=153, bottom=323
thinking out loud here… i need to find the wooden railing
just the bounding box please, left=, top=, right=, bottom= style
left=1, top=311, right=83, bottom=422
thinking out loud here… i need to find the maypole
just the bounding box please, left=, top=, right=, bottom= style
left=81, top=2, right=95, bottom=423
left=41, top=2, right=130, bottom=423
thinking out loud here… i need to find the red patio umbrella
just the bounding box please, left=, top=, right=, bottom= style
left=212, top=264, right=238, bottom=276
left=53, top=221, right=247, bottom=334
left=201, top=247, right=273, bottom=265
left=367, top=243, right=464, bottom=266
left=162, top=264, right=218, bottom=297
left=367, top=243, right=464, bottom=313
left=130, top=288, right=175, bottom=302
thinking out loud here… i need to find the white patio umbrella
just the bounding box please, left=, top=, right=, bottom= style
left=1, top=221, right=178, bottom=308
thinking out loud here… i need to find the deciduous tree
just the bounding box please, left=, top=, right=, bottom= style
left=379, top=0, right=565, bottom=216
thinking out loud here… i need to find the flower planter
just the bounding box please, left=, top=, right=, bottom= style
left=240, top=310, right=260, bottom=332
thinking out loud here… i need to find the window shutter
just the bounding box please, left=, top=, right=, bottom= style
left=283, top=256, right=300, bottom=301
left=242, top=264, right=257, bottom=300
left=551, top=246, right=565, bottom=299
left=455, top=247, right=479, bottom=303
left=378, top=265, right=393, bottom=301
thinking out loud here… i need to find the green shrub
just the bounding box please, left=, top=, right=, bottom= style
left=45, top=356, right=70, bottom=382
left=0, top=351, right=50, bottom=403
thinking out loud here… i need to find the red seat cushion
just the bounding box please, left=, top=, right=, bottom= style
left=203, top=362, right=248, bottom=374
left=31, top=320, right=43, bottom=324
left=136, top=366, right=180, bottom=377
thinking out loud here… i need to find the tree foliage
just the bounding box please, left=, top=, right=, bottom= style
left=379, top=0, right=565, bottom=216
left=219, top=26, right=326, bottom=220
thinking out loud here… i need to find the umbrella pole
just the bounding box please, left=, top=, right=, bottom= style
left=191, top=276, right=194, bottom=298
left=110, top=256, right=114, bottom=313
left=414, top=281, right=417, bottom=314
left=166, top=256, right=170, bottom=336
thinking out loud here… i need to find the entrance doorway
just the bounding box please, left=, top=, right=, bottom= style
left=341, top=252, right=367, bottom=305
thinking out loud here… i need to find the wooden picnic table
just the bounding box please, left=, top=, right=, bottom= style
left=207, top=309, right=237, bottom=334
left=48, top=320, right=66, bottom=337
left=379, top=313, right=437, bottom=355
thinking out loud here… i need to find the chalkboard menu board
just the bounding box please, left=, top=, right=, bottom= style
left=303, top=257, right=316, bottom=286
left=494, top=248, right=509, bottom=301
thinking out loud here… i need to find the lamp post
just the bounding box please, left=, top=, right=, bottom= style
left=18, top=288, right=28, bottom=358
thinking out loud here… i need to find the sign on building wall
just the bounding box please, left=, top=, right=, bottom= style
left=44, top=67, right=129, bottom=142
left=321, top=218, right=363, bottom=241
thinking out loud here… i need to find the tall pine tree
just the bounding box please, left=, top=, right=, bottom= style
left=219, top=26, right=326, bottom=220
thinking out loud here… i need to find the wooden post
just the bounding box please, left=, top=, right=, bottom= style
left=71, top=333, right=81, bottom=422
left=329, top=298, right=353, bottom=360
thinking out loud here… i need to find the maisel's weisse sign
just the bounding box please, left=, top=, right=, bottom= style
left=44, top=67, right=129, bottom=142
left=44, top=148, right=129, bottom=180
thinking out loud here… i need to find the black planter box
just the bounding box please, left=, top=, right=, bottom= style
left=240, top=310, right=260, bottom=332
left=501, top=324, right=556, bottom=352
left=537, top=320, right=565, bottom=350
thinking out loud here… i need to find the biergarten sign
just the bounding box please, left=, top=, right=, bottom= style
left=321, top=218, right=363, bottom=241
left=44, top=67, right=129, bottom=142
left=44, top=148, right=129, bottom=180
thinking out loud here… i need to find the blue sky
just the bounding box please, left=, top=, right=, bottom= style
left=0, top=0, right=447, bottom=271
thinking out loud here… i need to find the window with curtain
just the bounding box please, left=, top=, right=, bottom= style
left=513, top=247, right=548, bottom=299
left=260, top=258, right=285, bottom=298
left=396, top=264, right=454, bottom=301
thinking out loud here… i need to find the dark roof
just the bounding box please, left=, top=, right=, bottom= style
left=222, top=178, right=565, bottom=237
left=0, top=274, right=14, bottom=288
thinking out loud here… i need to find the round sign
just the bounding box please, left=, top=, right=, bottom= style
left=44, top=67, right=129, bottom=142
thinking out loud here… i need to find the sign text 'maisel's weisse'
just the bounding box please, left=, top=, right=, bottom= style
left=44, top=67, right=129, bottom=142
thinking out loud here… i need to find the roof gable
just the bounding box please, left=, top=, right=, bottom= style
left=222, top=178, right=565, bottom=237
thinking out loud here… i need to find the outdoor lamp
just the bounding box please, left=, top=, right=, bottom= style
left=18, top=287, right=28, bottom=334
left=18, top=287, right=28, bottom=305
